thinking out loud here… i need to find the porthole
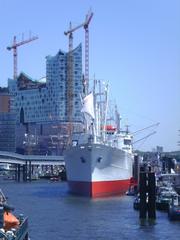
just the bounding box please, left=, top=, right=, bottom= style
left=97, top=157, right=102, bottom=163
left=80, top=157, right=86, bottom=163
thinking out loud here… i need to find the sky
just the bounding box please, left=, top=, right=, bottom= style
left=0, top=0, right=180, bottom=152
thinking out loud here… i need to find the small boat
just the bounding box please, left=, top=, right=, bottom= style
left=156, top=190, right=178, bottom=211
left=168, top=195, right=180, bottom=221
left=0, top=189, right=29, bottom=240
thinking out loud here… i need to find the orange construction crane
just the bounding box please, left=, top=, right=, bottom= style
left=64, top=11, right=93, bottom=144
left=64, top=10, right=93, bottom=94
left=7, top=35, right=38, bottom=79
left=84, top=11, right=93, bottom=94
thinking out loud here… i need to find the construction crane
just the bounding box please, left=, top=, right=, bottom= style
left=64, top=10, right=93, bottom=93
left=64, top=11, right=93, bottom=144
left=64, top=10, right=93, bottom=73
left=84, top=11, right=93, bottom=93
left=7, top=34, right=38, bottom=79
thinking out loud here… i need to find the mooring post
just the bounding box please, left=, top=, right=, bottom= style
left=22, top=165, right=25, bottom=182
left=23, top=161, right=28, bottom=182
left=17, top=164, right=21, bottom=182
left=29, top=161, right=32, bottom=182
left=139, top=171, right=147, bottom=221
left=15, top=164, right=17, bottom=181
left=51, top=165, right=53, bottom=175
left=31, top=164, right=34, bottom=176
left=133, top=155, right=139, bottom=183
left=148, top=172, right=156, bottom=222
left=133, top=155, right=139, bottom=194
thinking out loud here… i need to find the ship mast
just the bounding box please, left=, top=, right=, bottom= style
left=103, top=83, right=109, bottom=143
left=93, top=80, right=109, bottom=143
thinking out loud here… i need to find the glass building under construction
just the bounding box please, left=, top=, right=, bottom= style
left=8, top=44, right=84, bottom=154
left=8, top=44, right=83, bottom=124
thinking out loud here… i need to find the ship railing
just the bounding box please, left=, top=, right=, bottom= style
left=15, top=217, right=28, bottom=240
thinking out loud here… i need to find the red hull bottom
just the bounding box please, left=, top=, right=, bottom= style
left=68, top=179, right=130, bottom=198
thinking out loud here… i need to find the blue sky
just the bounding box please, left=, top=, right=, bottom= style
left=0, top=0, right=180, bottom=151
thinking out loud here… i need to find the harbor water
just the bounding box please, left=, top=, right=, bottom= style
left=0, top=180, right=180, bottom=240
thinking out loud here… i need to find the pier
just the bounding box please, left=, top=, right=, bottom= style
left=0, top=151, right=64, bottom=182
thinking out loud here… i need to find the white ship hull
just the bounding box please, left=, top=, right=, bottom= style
left=64, top=143, right=133, bottom=197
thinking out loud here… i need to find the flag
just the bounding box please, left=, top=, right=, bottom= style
left=81, top=92, right=95, bottom=119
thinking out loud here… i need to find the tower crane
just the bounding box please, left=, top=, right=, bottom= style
left=7, top=35, right=38, bottom=79
left=64, top=10, right=93, bottom=93
left=64, top=11, right=93, bottom=144
left=84, top=11, right=93, bottom=93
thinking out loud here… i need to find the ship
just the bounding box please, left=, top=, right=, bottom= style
left=64, top=80, right=134, bottom=197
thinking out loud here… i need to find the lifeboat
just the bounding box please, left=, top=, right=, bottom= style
left=101, top=125, right=116, bottom=132
left=3, top=211, right=19, bottom=230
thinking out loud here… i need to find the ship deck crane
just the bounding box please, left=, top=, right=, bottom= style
left=64, top=11, right=93, bottom=144
left=7, top=35, right=38, bottom=79
left=132, top=122, right=160, bottom=135
left=132, top=123, right=159, bottom=147
left=133, top=131, right=157, bottom=145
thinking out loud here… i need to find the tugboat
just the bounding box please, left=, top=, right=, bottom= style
left=0, top=189, right=29, bottom=240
